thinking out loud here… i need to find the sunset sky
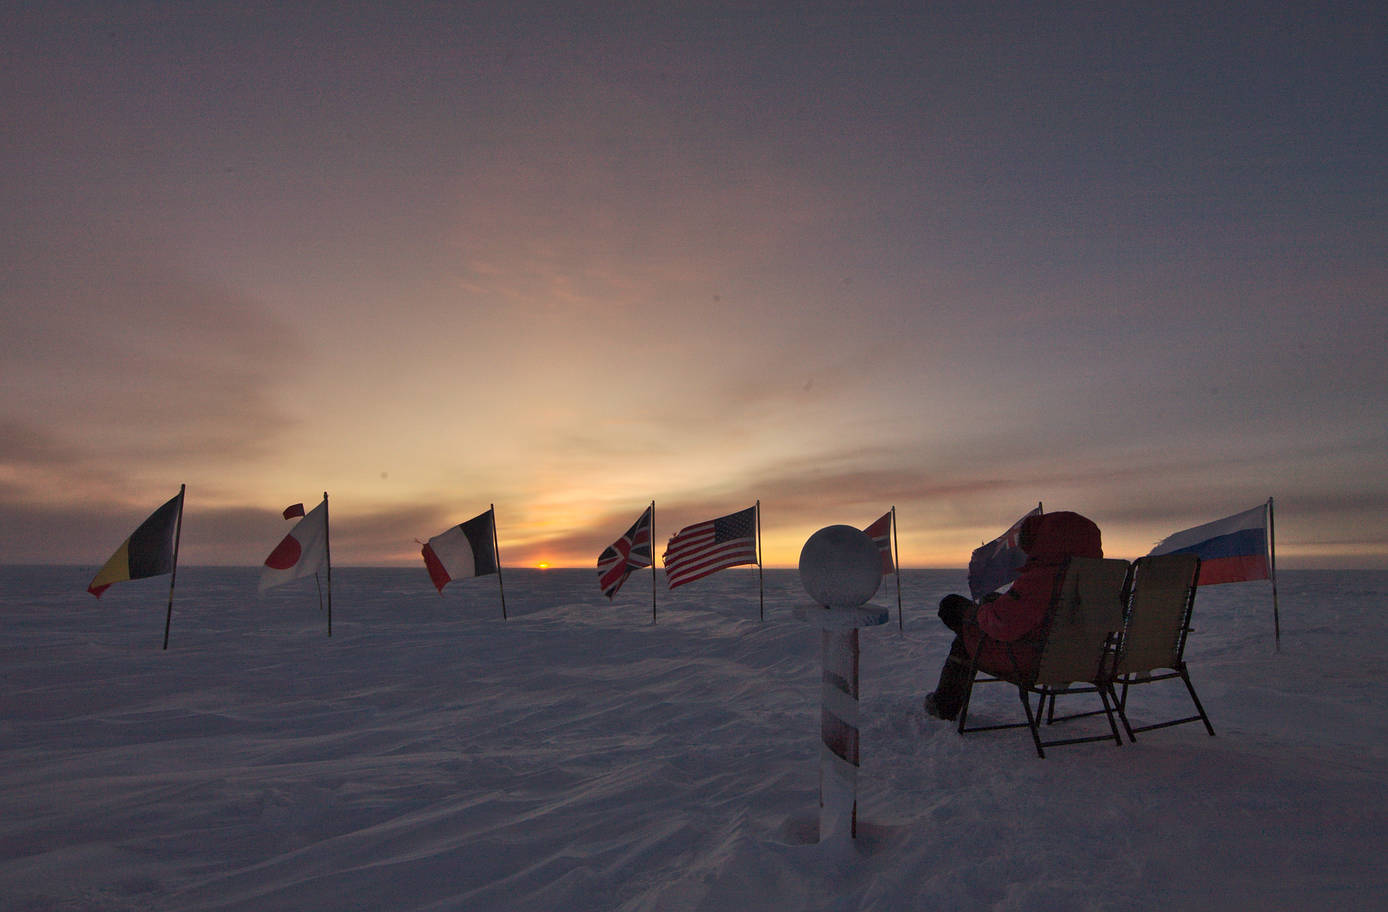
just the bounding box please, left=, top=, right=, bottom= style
left=5, top=2, right=1385, bottom=570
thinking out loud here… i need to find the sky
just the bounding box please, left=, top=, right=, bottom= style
left=3, top=1, right=1385, bottom=570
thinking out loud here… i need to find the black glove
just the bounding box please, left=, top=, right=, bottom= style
left=937, top=594, right=973, bottom=631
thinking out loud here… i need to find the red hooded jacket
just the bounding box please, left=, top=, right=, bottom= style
left=960, top=511, right=1103, bottom=680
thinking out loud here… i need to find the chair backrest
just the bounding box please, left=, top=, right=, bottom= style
left=1117, top=553, right=1201, bottom=675
left=1033, top=557, right=1132, bottom=687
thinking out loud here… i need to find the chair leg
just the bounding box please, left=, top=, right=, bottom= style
left=1113, top=668, right=1215, bottom=739
left=1111, top=681, right=1137, bottom=743
left=956, top=681, right=970, bottom=733
left=1097, top=684, right=1123, bottom=747
left=956, top=656, right=980, bottom=734
left=1178, top=666, right=1216, bottom=736
left=1019, top=688, right=1046, bottom=758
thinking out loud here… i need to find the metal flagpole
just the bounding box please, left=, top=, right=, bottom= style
left=162, top=484, right=186, bottom=650
left=756, top=500, right=764, bottom=622
left=1268, top=496, right=1280, bottom=652
left=492, top=504, right=507, bottom=620
left=323, top=492, right=332, bottom=637
left=650, top=501, right=658, bottom=626
left=892, top=505, right=903, bottom=631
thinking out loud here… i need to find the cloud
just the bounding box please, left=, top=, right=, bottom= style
left=0, top=495, right=181, bottom=566
left=0, top=228, right=312, bottom=560
left=0, top=419, right=88, bottom=468
left=0, top=419, right=131, bottom=507
left=324, top=502, right=466, bottom=566
left=4, top=5, right=1383, bottom=574
left=4, top=231, right=302, bottom=477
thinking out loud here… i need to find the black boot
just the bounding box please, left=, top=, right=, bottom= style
left=924, top=692, right=957, bottom=721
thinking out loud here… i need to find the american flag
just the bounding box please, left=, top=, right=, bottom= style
left=597, top=504, right=654, bottom=599
left=863, top=509, right=894, bottom=573
left=662, top=505, right=758, bottom=589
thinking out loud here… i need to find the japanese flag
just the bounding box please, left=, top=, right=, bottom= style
left=260, top=499, right=328, bottom=593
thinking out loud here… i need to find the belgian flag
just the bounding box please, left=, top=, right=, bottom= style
left=88, top=490, right=185, bottom=597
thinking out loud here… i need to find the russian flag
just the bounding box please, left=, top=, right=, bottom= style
left=1149, top=501, right=1270, bottom=586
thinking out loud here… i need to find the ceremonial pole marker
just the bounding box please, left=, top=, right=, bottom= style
left=796, top=525, right=888, bottom=842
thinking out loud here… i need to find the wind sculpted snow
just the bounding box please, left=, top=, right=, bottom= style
left=1, top=567, right=1384, bottom=910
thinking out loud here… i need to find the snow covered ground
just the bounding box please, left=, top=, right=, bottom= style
left=2, top=566, right=1384, bottom=911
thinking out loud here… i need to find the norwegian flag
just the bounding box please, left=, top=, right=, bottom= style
left=863, top=510, right=894, bottom=574
left=597, top=504, right=654, bottom=599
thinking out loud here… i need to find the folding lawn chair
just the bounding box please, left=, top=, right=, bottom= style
left=1111, top=553, right=1216, bottom=741
left=957, top=556, right=1132, bottom=758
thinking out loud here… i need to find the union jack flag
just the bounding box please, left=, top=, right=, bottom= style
left=597, top=504, right=654, bottom=599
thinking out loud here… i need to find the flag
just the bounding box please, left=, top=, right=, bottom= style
left=88, top=492, right=183, bottom=597
left=422, top=509, right=498, bottom=593
left=968, top=504, right=1043, bottom=600
left=662, top=505, right=758, bottom=589
left=598, top=504, right=653, bottom=599
left=260, top=499, right=328, bottom=593
left=863, top=510, right=894, bottom=574
left=1149, top=501, right=1270, bottom=586
left=282, top=502, right=305, bottom=520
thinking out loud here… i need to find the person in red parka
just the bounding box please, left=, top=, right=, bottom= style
left=925, top=511, right=1104, bottom=721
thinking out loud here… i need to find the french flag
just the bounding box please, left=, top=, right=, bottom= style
left=421, top=509, right=498, bottom=593
left=1149, top=501, right=1271, bottom=586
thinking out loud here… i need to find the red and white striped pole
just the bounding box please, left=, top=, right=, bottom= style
left=797, top=525, right=889, bottom=843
